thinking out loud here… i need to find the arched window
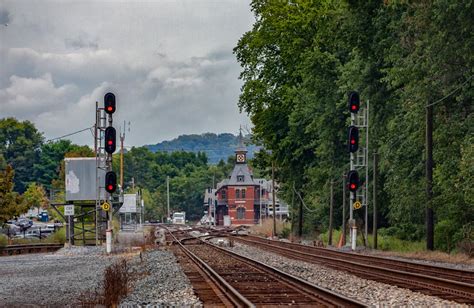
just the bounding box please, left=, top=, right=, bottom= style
left=237, top=207, right=245, bottom=219
left=241, top=189, right=246, bottom=199
left=235, top=189, right=240, bottom=199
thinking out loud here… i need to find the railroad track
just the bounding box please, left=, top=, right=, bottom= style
left=233, top=235, right=474, bottom=304
left=167, top=229, right=365, bottom=307
left=0, top=243, right=63, bottom=256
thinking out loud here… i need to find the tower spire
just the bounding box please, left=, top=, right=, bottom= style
left=236, top=126, right=247, bottom=163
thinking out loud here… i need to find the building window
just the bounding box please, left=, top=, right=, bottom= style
left=237, top=207, right=245, bottom=219
left=221, top=190, right=226, bottom=199
left=237, top=175, right=244, bottom=182
left=236, top=189, right=240, bottom=199
left=241, top=189, right=246, bottom=199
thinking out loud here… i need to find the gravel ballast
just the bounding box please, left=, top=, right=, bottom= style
left=120, top=249, right=201, bottom=307
left=224, top=241, right=466, bottom=307
left=0, top=246, right=117, bottom=306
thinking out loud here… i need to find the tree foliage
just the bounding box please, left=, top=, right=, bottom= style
left=0, top=118, right=43, bottom=193
left=120, top=147, right=233, bottom=221
left=0, top=165, right=28, bottom=223
left=234, top=0, right=473, bottom=251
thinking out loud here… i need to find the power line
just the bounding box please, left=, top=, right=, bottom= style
left=426, top=74, right=473, bottom=108
left=293, top=184, right=319, bottom=213
left=46, top=126, right=94, bottom=143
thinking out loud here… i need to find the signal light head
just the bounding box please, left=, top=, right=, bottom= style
left=348, top=91, right=360, bottom=113
left=348, top=126, right=359, bottom=153
left=104, top=126, right=116, bottom=154
left=104, top=92, right=116, bottom=114
left=347, top=170, right=359, bottom=192
left=105, top=171, right=117, bottom=193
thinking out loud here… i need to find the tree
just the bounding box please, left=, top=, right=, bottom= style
left=23, top=183, right=49, bottom=210
left=233, top=0, right=473, bottom=250
left=0, top=118, right=44, bottom=193
left=33, top=140, right=76, bottom=188
left=0, top=165, right=28, bottom=223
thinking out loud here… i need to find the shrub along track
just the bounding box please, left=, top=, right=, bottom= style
left=233, top=235, right=474, bottom=304
left=166, top=228, right=365, bottom=307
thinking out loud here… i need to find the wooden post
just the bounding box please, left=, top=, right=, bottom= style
left=328, top=181, right=334, bottom=246
left=272, top=161, right=277, bottom=237
left=342, top=174, right=346, bottom=246
left=373, top=153, right=378, bottom=249
left=426, top=104, right=434, bottom=250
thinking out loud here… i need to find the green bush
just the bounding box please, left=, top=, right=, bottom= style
left=435, top=219, right=460, bottom=252
left=378, top=224, right=424, bottom=242
left=279, top=226, right=291, bottom=239
left=0, top=234, right=7, bottom=248
left=49, top=227, right=66, bottom=244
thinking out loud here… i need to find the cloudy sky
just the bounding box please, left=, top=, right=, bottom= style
left=0, top=0, right=254, bottom=147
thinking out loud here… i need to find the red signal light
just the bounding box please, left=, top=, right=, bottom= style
left=347, top=170, right=359, bottom=192
left=104, top=127, right=116, bottom=154
left=104, top=93, right=116, bottom=114
left=105, top=171, right=117, bottom=193
left=348, top=91, right=360, bottom=113
left=348, top=126, right=359, bottom=153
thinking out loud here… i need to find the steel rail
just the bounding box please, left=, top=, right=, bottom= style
left=0, top=243, right=63, bottom=256
left=198, top=239, right=366, bottom=307
left=245, top=235, right=474, bottom=283
left=234, top=236, right=474, bottom=304
left=167, top=230, right=254, bottom=307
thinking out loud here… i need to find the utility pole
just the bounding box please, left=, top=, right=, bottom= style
left=119, top=121, right=126, bottom=189
left=272, top=161, right=277, bottom=238
left=426, top=104, right=434, bottom=250
left=94, top=101, right=99, bottom=246
left=167, top=175, right=170, bottom=221
left=373, top=153, right=378, bottom=249
left=342, top=173, right=347, bottom=246
left=328, top=180, right=334, bottom=246
left=298, top=193, right=303, bottom=238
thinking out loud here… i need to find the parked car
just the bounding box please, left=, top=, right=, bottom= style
left=14, top=233, right=41, bottom=240
left=15, top=219, right=33, bottom=229
left=1, top=224, right=21, bottom=236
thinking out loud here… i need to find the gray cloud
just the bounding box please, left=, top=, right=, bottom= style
left=0, top=8, right=10, bottom=25
left=0, top=0, right=254, bottom=146
left=65, top=36, right=99, bottom=50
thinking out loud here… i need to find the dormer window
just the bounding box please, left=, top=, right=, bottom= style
left=237, top=175, right=244, bottom=182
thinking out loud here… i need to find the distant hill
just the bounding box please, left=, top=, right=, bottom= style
left=145, top=133, right=260, bottom=164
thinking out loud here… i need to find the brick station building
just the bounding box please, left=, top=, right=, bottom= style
left=203, top=134, right=289, bottom=226
left=213, top=138, right=261, bottom=225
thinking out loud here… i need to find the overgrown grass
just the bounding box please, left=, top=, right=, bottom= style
left=0, top=234, right=7, bottom=248
left=80, top=259, right=130, bottom=306
left=249, top=219, right=291, bottom=238
left=11, top=227, right=66, bottom=245
left=320, top=229, right=425, bottom=252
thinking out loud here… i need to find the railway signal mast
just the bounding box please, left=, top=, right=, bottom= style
left=95, top=92, right=118, bottom=253
left=347, top=91, right=369, bottom=250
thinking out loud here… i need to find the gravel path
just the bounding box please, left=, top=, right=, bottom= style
left=224, top=242, right=466, bottom=307
left=0, top=246, right=117, bottom=306
left=120, top=249, right=201, bottom=307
